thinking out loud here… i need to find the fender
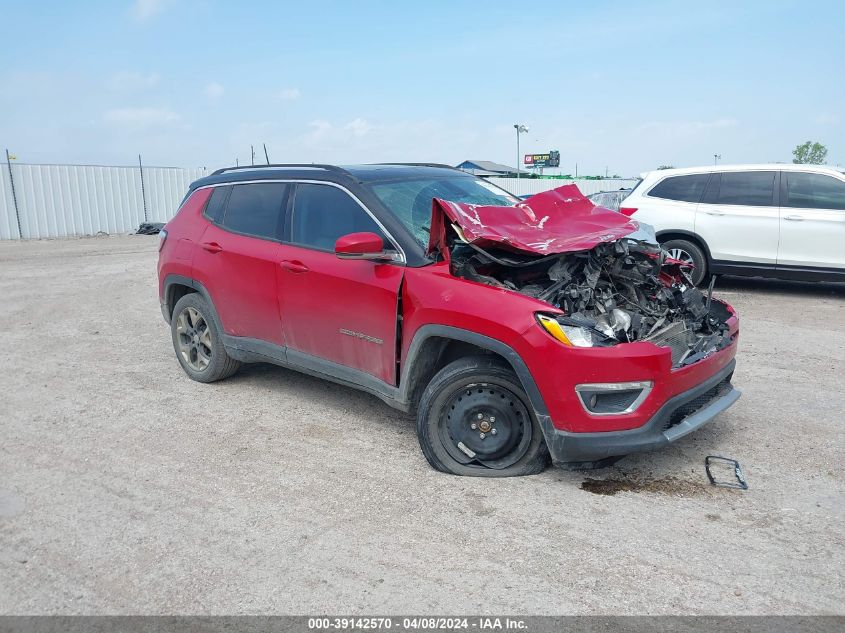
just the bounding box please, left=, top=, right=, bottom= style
left=398, top=324, right=550, bottom=419
left=161, top=274, right=218, bottom=324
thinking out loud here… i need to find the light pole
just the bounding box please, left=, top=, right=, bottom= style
left=713, top=154, right=721, bottom=165
left=514, top=123, right=529, bottom=184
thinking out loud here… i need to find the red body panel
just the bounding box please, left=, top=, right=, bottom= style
left=193, top=222, right=285, bottom=345
left=277, top=244, right=404, bottom=384
left=401, top=262, right=739, bottom=433
left=157, top=188, right=212, bottom=300
left=428, top=184, right=639, bottom=256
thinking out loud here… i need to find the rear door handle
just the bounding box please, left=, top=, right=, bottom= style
left=201, top=241, right=223, bottom=253
left=280, top=259, right=309, bottom=273
left=784, top=215, right=805, bottom=221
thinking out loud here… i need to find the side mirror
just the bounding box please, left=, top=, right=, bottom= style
left=335, top=232, right=401, bottom=262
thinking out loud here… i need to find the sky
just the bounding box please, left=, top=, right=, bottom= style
left=0, top=0, right=843, bottom=176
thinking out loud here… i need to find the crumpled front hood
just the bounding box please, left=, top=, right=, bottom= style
left=427, top=184, right=641, bottom=257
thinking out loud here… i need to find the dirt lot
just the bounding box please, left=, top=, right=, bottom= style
left=0, top=235, right=843, bottom=614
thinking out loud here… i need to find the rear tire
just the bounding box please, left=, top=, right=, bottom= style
left=171, top=293, right=240, bottom=383
left=416, top=356, right=550, bottom=477
left=661, top=238, right=708, bottom=286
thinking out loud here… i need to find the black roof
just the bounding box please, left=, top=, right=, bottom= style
left=189, top=163, right=470, bottom=192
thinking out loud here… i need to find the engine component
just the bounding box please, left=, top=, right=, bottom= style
left=450, top=237, right=731, bottom=367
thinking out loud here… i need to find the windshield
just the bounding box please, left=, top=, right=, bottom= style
left=368, top=176, right=520, bottom=245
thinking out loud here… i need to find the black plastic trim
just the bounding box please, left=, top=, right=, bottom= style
left=710, top=260, right=845, bottom=281
left=540, top=359, right=739, bottom=464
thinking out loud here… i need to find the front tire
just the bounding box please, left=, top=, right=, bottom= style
left=416, top=356, right=549, bottom=477
left=171, top=293, right=240, bottom=383
left=662, top=238, right=708, bottom=286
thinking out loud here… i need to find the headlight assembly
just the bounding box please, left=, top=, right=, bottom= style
left=536, top=314, right=597, bottom=347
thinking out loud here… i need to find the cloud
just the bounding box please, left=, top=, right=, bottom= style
left=814, top=114, right=839, bottom=125
left=204, top=82, right=224, bottom=100
left=344, top=118, right=372, bottom=138
left=104, top=107, right=179, bottom=126
left=131, top=0, right=164, bottom=22
left=109, top=71, right=160, bottom=92
left=277, top=88, right=301, bottom=102
left=636, top=118, right=738, bottom=134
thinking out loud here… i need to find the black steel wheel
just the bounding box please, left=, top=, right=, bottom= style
left=417, top=356, right=549, bottom=477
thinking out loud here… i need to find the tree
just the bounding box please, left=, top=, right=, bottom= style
left=792, top=141, right=828, bottom=164
left=657, top=165, right=675, bottom=170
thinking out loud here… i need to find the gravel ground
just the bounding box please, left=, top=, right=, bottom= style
left=0, top=235, right=843, bottom=615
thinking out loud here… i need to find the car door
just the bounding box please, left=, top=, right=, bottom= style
left=695, top=171, right=779, bottom=265
left=192, top=182, right=289, bottom=346
left=778, top=170, right=845, bottom=270
left=277, top=182, right=404, bottom=385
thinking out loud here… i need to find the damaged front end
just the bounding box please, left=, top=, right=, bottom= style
left=429, top=185, right=734, bottom=368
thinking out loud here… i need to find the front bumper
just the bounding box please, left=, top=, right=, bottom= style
left=538, top=359, right=740, bottom=464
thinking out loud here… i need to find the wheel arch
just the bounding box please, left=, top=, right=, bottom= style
left=399, top=325, right=550, bottom=419
left=655, top=229, right=713, bottom=265
left=163, top=275, right=222, bottom=328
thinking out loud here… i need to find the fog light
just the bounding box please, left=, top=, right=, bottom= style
left=575, top=381, right=653, bottom=416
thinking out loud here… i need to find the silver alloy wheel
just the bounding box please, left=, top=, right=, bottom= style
left=175, top=306, right=213, bottom=372
left=667, top=247, right=695, bottom=266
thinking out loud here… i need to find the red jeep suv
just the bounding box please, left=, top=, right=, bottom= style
left=158, top=164, right=740, bottom=477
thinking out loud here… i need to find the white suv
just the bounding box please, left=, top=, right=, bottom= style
left=620, top=164, right=845, bottom=285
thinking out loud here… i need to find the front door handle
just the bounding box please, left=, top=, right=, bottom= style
left=201, top=241, right=223, bottom=253
left=704, top=210, right=725, bottom=216
left=784, top=215, right=805, bottom=221
left=280, top=259, right=309, bottom=273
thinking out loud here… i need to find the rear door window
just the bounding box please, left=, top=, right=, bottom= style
left=717, top=172, right=776, bottom=206
left=647, top=174, right=710, bottom=202
left=784, top=172, right=845, bottom=210
left=221, top=183, right=289, bottom=239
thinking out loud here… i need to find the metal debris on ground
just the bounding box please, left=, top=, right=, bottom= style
left=705, top=455, right=748, bottom=489
left=136, top=222, right=165, bottom=235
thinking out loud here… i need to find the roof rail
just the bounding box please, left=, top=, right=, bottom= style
left=211, top=164, right=351, bottom=176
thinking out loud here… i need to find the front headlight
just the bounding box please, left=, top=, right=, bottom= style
left=536, top=314, right=596, bottom=347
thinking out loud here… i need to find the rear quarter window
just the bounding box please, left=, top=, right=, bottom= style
left=785, top=172, right=845, bottom=210
left=203, top=185, right=231, bottom=223
left=647, top=174, right=710, bottom=202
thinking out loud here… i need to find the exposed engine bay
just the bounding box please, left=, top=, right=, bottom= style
left=429, top=185, right=734, bottom=367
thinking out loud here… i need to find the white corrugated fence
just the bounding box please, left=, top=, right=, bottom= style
left=0, top=163, right=208, bottom=240
left=0, top=163, right=638, bottom=240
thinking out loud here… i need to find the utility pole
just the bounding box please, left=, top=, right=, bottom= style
left=138, top=154, right=148, bottom=222
left=714, top=154, right=721, bottom=165
left=513, top=124, right=528, bottom=185
left=263, top=143, right=270, bottom=165
left=251, top=145, right=255, bottom=166
left=5, top=148, right=22, bottom=238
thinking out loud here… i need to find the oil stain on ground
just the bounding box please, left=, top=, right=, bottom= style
left=580, top=476, right=710, bottom=497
